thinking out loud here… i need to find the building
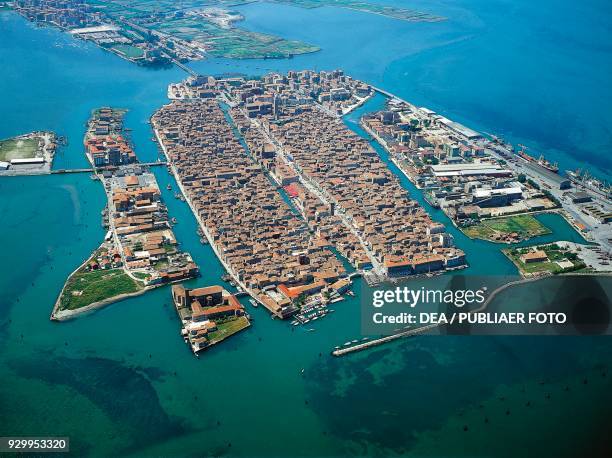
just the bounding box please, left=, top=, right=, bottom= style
left=172, top=284, right=244, bottom=322
left=521, top=250, right=548, bottom=264
left=569, top=191, right=592, bottom=204
left=10, top=157, right=45, bottom=165
left=472, top=186, right=523, bottom=208
left=430, top=163, right=513, bottom=178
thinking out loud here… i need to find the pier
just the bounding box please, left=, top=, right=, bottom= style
left=331, top=325, right=433, bottom=356
left=332, top=275, right=549, bottom=357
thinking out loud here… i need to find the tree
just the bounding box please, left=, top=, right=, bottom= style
left=518, top=173, right=526, bottom=183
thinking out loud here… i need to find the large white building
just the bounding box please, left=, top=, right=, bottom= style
left=431, top=163, right=512, bottom=178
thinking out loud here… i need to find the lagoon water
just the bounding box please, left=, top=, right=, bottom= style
left=1, top=3, right=611, bottom=457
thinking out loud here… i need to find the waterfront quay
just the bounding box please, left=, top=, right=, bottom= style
left=361, top=94, right=612, bottom=256
left=171, top=284, right=251, bottom=354
left=152, top=97, right=349, bottom=319
left=12, top=0, right=201, bottom=67
left=219, top=71, right=466, bottom=279
left=361, top=101, right=558, bottom=223
left=52, top=108, right=198, bottom=320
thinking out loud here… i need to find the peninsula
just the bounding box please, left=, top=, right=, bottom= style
left=12, top=0, right=444, bottom=64
left=52, top=108, right=198, bottom=320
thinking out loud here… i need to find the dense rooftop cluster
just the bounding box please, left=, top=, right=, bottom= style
left=270, top=108, right=466, bottom=274
left=14, top=0, right=100, bottom=29
left=229, top=105, right=374, bottom=271
left=85, top=108, right=136, bottom=167
left=109, top=172, right=198, bottom=285
left=222, top=72, right=466, bottom=275
left=152, top=98, right=347, bottom=317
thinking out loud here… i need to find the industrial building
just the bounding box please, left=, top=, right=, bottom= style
left=430, top=163, right=513, bottom=178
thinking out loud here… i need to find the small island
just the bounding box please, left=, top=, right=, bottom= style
left=0, top=131, right=58, bottom=176
left=172, top=285, right=251, bottom=354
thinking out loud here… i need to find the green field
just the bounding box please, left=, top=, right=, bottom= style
left=0, top=137, right=39, bottom=162
left=504, top=244, right=586, bottom=276
left=60, top=268, right=144, bottom=311
left=112, top=44, right=145, bottom=58
left=208, top=316, right=250, bottom=343
left=463, top=214, right=551, bottom=242
left=269, top=0, right=445, bottom=21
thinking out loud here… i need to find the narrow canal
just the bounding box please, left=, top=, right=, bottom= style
left=342, top=93, right=588, bottom=277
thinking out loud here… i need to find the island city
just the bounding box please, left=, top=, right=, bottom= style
left=1, top=1, right=611, bottom=456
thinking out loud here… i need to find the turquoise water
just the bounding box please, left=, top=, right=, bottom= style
left=204, top=0, right=612, bottom=180
left=1, top=6, right=611, bottom=457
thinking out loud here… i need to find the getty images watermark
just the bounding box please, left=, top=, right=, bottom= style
left=361, top=275, right=612, bottom=336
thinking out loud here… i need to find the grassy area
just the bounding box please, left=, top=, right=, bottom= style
left=504, top=244, right=586, bottom=276
left=463, top=214, right=551, bottom=242
left=207, top=316, right=250, bottom=343
left=132, top=271, right=151, bottom=281
left=89, top=1, right=321, bottom=59
left=112, top=44, right=144, bottom=59
left=60, top=268, right=144, bottom=311
left=0, top=137, right=39, bottom=162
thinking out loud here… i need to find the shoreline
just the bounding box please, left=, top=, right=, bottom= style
left=51, top=107, right=197, bottom=321
left=50, top=241, right=148, bottom=321
left=0, top=130, right=57, bottom=176
left=151, top=116, right=278, bottom=316
left=51, top=287, right=150, bottom=321
left=360, top=116, right=591, bottom=245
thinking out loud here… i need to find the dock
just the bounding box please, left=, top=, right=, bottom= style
left=331, top=324, right=435, bottom=357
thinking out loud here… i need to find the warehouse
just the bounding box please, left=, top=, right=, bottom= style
left=431, top=163, right=513, bottom=178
